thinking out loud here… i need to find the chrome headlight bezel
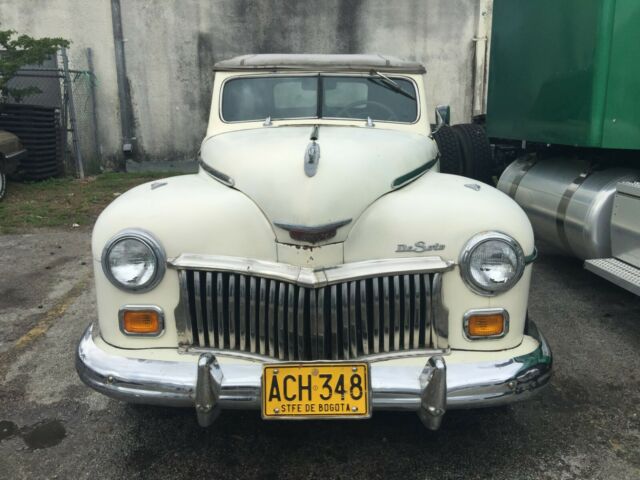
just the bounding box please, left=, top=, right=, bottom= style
left=459, top=231, right=526, bottom=296
left=101, top=229, right=166, bottom=293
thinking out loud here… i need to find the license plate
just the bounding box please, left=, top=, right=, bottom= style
left=262, top=362, right=370, bottom=419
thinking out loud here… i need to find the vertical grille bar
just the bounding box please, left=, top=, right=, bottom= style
left=402, top=275, right=411, bottom=349
left=372, top=278, right=380, bottom=353
left=341, top=282, right=349, bottom=359
left=382, top=277, right=390, bottom=352
left=359, top=280, right=369, bottom=355
left=258, top=277, right=267, bottom=355
left=277, top=282, right=286, bottom=360
left=317, top=288, right=326, bottom=358
left=228, top=274, right=236, bottom=349
left=216, top=273, right=224, bottom=348
left=393, top=275, right=401, bottom=351
left=238, top=275, right=247, bottom=350
left=297, top=287, right=306, bottom=360
left=287, top=285, right=296, bottom=360
left=205, top=272, right=215, bottom=348
left=177, top=270, right=192, bottom=345
left=412, top=274, right=421, bottom=349
left=348, top=281, right=357, bottom=359
left=249, top=276, right=257, bottom=353
left=268, top=280, right=276, bottom=357
left=309, top=289, right=318, bottom=359
left=330, top=284, right=338, bottom=359
left=193, top=272, right=206, bottom=346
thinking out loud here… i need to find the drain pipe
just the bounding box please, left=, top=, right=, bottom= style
left=472, top=0, right=492, bottom=117
left=111, top=0, right=136, bottom=167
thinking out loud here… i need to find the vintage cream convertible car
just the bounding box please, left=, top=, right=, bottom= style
left=76, top=54, right=551, bottom=429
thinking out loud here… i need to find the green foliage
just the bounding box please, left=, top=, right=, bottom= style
left=0, top=29, right=70, bottom=102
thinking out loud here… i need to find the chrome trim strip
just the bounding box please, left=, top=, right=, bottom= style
left=168, top=254, right=454, bottom=288
left=4, top=148, right=27, bottom=160
left=524, top=247, right=538, bottom=265
left=76, top=321, right=551, bottom=414
left=118, top=305, right=165, bottom=337
left=458, top=231, right=526, bottom=297
left=199, top=159, right=235, bottom=187
left=218, top=73, right=421, bottom=126
left=556, top=169, right=593, bottom=255
left=462, top=308, right=510, bottom=340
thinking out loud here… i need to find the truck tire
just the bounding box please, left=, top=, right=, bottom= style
left=432, top=124, right=464, bottom=175
left=452, top=123, right=493, bottom=184
left=0, top=172, right=6, bottom=201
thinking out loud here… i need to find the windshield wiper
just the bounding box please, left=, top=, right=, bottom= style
left=369, top=70, right=416, bottom=100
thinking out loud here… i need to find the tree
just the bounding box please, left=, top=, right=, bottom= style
left=0, top=29, right=69, bottom=102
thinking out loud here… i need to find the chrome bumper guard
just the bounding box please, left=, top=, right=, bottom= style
left=76, top=322, right=552, bottom=430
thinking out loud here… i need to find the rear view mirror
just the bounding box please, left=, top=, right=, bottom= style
left=431, top=105, right=451, bottom=136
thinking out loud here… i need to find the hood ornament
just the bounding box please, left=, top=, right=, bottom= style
left=304, top=125, right=320, bottom=177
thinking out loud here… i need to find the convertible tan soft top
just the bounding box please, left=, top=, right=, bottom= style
left=214, top=54, right=426, bottom=74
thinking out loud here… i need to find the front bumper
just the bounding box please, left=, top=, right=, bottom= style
left=76, top=322, right=552, bottom=430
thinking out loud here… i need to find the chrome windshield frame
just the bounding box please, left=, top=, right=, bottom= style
left=218, top=72, right=421, bottom=125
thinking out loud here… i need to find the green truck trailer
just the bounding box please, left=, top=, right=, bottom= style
left=487, top=0, right=640, bottom=295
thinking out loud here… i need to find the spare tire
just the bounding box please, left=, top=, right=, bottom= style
left=432, top=124, right=464, bottom=175
left=452, top=123, right=493, bottom=184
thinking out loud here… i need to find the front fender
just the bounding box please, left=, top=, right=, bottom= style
left=92, top=172, right=277, bottom=348
left=345, top=171, right=535, bottom=351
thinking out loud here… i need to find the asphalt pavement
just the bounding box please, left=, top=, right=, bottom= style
left=0, top=231, right=639, bottom=480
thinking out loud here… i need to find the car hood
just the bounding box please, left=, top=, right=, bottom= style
left=200, top=125, right=437, bottom=245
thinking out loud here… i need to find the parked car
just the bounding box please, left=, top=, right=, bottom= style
left=0, top=130, right=27, bottom=200
left=76, top=54, right=552, bottom=430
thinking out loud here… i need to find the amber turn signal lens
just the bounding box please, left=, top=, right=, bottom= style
left=466, top=313, right=505, bottom=338
left=122, top=310, right=161, bottom=335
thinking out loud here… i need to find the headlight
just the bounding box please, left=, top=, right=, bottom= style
left=101, top=229, right=166, bottom=292
left=459, top=232, right=525, bottom=296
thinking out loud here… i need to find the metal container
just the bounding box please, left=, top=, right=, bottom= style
left=612, top=182, right=640, bottom=268
left=497, top=156, right=640, bottom=259
left=488, top=0, right=640, bottom=151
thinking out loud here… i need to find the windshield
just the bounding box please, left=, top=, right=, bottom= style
left=221, top=75, right=418, bottom=123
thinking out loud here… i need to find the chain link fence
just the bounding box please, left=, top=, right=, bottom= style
left=2, top=48, right=99, bottom=178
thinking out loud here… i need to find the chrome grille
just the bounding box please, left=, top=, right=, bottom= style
left=177, top=270, right=435, bottom=360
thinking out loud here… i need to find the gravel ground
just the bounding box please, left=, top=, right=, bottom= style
left=0, top=231, right=639, bottom=480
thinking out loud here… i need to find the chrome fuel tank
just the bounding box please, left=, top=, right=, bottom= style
left=497, top=156, right=640, bottom=260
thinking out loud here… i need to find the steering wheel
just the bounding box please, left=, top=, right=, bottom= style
left=336, top=100, right=398, bottom=121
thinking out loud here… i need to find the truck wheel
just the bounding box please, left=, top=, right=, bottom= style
left=452, top=123, right=493, bottom=184
left=0, top=172, right=6, bottom=201
left=432, top=125, right=464, bottom=175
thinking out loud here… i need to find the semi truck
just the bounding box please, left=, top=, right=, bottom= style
left=436, top=0, right=640, bottom=296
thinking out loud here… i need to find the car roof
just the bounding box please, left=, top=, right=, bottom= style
left=213, top=54, right=426, bottom=74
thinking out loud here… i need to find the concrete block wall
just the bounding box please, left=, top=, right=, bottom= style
left=0, top=0, right=489, bottom=166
